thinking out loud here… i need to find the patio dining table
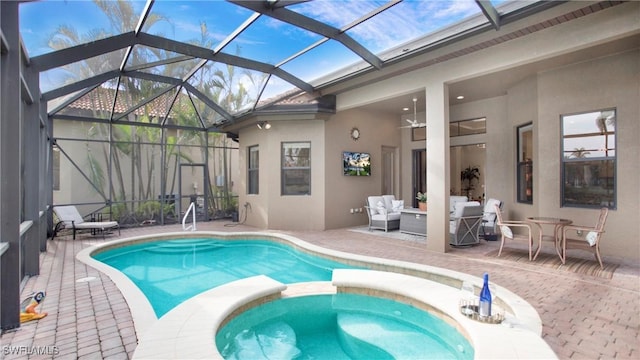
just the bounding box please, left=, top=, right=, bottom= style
left=527, top=217, right=573, bottom=261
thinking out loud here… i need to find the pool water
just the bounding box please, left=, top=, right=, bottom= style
left=216, top=293, right=474, bottom=360
left=93, top=239, right=357, bottom=317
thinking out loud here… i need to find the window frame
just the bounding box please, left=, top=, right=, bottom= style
left=449, top=117, right=486, bottom=137
left=281, top=141, right=311, bottom=196
left=247, top=145, right=259, bottom=195
left=516, top=123, right=533, bottom=204
left=560, top=109, right=616, bottom=209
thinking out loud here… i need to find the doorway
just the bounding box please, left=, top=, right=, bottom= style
left=412, top=149, right=426, bottom=208
left=178, top=163, right=208, bottom=221
left=450, top=144, right=486, bottom=200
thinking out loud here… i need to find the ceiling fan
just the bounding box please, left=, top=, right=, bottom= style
left=399, top=97, right=426, bottom=128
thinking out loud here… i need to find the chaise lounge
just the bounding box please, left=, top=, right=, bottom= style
left=53, top=205, right=120, bottom=240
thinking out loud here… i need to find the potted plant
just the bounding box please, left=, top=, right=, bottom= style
left=416, top=192, right=427, bottom=211
left=461, top=165, right=480, bottom=198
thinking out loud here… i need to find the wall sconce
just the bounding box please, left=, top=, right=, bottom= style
left=257, top=121, right=271, bottom=130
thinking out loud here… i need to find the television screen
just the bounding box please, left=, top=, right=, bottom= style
left=343, top=151, right=371, bottom=176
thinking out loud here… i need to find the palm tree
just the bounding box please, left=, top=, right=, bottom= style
left=595, top=110, right=615, bottom=157
left=570, top=147, right=591, bottom=158
left=48, top=0, right=169, bottom=218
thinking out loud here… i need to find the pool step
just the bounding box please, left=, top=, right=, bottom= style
left=144, top=241, right=222, bottom=254
left=336, top=313, right=457, bottom=359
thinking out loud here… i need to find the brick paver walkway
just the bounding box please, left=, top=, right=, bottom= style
left=2, top=222, right=638, bottom=359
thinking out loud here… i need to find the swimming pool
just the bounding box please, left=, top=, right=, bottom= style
left=216, top=293, right=474, bottom=360
left=78, top=231, right=557, bottom=359
left=92, top=238, right=357, bottom=317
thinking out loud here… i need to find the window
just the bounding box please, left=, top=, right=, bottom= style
left=450, top=117, right=486, bottom=137
left=561, top=109, right=616, bottom=209
left=282, top=142, right=311, bottom=195
left=247, top=145, right=259, bottom=194
left=517, top=123, right=533, bottom=203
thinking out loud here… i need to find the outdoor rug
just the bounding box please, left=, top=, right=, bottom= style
left=348, top=227, right=426, bottom=244
left=485, top=248, right=618, bottom=279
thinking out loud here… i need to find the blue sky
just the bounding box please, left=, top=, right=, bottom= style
left=20, top=0, right=508, bottom=102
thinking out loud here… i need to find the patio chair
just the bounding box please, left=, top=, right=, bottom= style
left=481, top=198, right=503, bottom=239
left=495, top=204, right=534, bottom=260
left=53, top=205, right=120, bottom=240
left=561, top=207, right=609, bottom=269
left=449, top=201, right=483, bottom=246
left=365, top=195, right=402, bottom=232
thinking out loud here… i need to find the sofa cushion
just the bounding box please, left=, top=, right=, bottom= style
left=372, top=213, right=401, bottom=221
left=483, top=198, right=501, bottom=223
left=391, top=200, right=404, bottom=212
left=382, top=195, right=396, bottom=212
left=450, top=196, right=468, bottom=213
left=367, top=196, right=384, bottom=215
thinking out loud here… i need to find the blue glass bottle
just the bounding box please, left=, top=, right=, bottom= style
left=479, top=273, right=492, bottom=317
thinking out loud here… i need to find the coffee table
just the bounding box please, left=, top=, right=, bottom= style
left=400, top=208, right=427, bottom=235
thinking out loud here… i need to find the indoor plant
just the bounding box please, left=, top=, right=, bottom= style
left=416, top=192, right=427, bottom=211
left=460, top=165, right=480, bottom=198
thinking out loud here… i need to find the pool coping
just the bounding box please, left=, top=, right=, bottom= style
left=76, top=231, right=556, bottom=359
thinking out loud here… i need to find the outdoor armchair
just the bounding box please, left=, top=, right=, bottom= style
left=561, top=207, right=609, bottom=269
left=495, top=204, right=534, bottom=260
left=365, top=195, right=402, bottom=232
left=449, top=202, right=483, bottom=246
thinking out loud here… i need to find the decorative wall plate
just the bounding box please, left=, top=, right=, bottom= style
left=350, top=127, right=360, bottom=141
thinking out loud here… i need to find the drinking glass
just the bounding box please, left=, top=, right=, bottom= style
left=461, top=281, right=475, bottom=300
left=460, top=281, right=476, bottom=315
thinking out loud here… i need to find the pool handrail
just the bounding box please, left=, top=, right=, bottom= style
left=182, top=202, right=196, bottom=231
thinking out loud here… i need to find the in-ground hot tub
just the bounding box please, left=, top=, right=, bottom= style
left=216, top=293, right=474, bottom=359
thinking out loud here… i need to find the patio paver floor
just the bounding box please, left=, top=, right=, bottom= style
left=1, top=221, right=638, bottom=359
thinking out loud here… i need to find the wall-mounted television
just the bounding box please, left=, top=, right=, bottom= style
left=343, top=151, right=371, bottom=176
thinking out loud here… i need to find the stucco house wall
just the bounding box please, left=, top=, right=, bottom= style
left=233, top=1, right=639, bottom=261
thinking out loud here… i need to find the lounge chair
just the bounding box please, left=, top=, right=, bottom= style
left=365, top=195, right=402, bottom=232
left=53, top=205, right=120, bottom=240
left=495, top=204, right=534, bottom=260
left=561, top=207, right=609, bottom=269
left=449, top=201, right=483, bottom=246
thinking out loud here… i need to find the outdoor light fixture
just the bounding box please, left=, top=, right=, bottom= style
left=257, top=121, right=271, bottom=130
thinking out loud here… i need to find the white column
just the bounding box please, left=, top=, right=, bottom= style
left=425, top=81, right=451, bottom=253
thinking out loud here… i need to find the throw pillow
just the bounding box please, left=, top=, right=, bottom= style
left=391, top=200, right=404, bottom=212
left=376, top=201, right=387, bottom=215
left=585, top=231, right=598, bottom=246
left=500, top=225, right=513, bottom=238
